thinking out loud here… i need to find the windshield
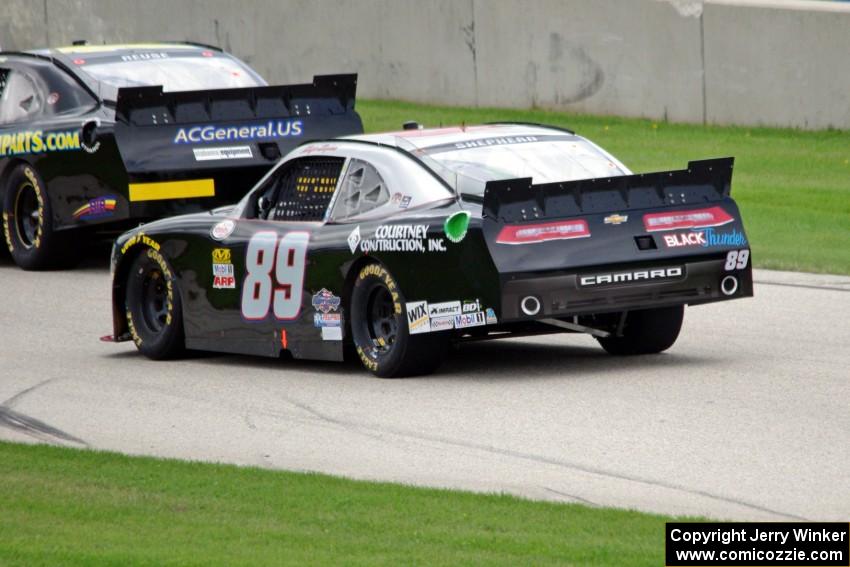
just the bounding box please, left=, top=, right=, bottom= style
left=422, top=135, right=628, bottom=196
left=80, top=53, right=265, bottom=93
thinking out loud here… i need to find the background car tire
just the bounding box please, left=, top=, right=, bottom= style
left=596, top=305, right=684, bottom=355
left=2, top=164, right=74, bottom=270
left=124, top=247, right=185, bottom=360
left=350, top=263, right=448, bottom=378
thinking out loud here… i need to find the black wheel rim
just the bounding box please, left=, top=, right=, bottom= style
left=366, top=286, right=397, bottom=353
left=14, top=182, right=39, bottom=249
left=140, top=267, right=169, bottom=333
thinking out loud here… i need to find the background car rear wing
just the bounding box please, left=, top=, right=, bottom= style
left=113, top=74, right=362, bottom=175
left=482, top=157, right=734, bottom=223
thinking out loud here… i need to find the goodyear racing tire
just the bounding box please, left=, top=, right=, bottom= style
left=596, top=305, right=684, bottom=356
left=124, top=247, right=185, bottom=360
left=350, top=263, right=448, bottom=378
left=2, top=164, right=74, bottom=270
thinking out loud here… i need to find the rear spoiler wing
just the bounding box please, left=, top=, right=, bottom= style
left=115, top=73, right=358, bottom=126
left=482, top=157, right=734, bottom=223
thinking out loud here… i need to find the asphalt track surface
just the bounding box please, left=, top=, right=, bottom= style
left=1, top=253, right=848, bottom=522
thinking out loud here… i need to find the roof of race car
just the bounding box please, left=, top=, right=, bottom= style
left=27, top=42, right=219, bottom=59
left=344, top=123, right=576, bottom=151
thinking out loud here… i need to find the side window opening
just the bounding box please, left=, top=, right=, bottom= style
left=0, top=68, right=44, bottom=125
left=252, top=157, right=344, bottom=222
left=331, top=159, right=390, bottom=220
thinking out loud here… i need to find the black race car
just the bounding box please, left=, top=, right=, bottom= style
left=0, top=42, right=361, bottom=269
left=107, top=124, right=753, bottom=377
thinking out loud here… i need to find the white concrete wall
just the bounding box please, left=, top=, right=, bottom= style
left=1, top=0, right=848, bottom=129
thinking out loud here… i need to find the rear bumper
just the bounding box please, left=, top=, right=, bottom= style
left=500, top=255, right=753, bottom=321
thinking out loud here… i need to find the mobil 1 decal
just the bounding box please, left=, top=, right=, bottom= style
left=240, top=231, right=309, bottom=320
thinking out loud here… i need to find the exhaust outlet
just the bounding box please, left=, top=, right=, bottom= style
left=520, top=295, right=541, bottom=316
left=720, top=275, right=739, bottom=296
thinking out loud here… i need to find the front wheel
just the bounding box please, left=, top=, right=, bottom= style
left=596, top=305, right=684, bottom=355
left=350, top=263, right=448, bottom=378
left=124, top=247, right=185, bottom=360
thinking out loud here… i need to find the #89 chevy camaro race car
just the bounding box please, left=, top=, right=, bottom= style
left=107, top=123, right=752, bottom=377
left=0, top=42, right=361, bottom=269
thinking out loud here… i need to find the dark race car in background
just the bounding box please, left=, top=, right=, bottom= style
left=107, top=123, right=753, bottom=377
left=0, top=42, right=361, bottom=269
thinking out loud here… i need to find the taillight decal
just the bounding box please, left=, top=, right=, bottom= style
left=496, top=220, right=590, bottom=245
left=642, top=206, right=734, bottom=232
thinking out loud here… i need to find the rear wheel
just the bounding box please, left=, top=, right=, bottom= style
left=350, top=263, right=448, bottom=377
left=2, top=165, right=73, bottom=270
left=124, top=247, right=185, bottom=360
left=596, top=305, right=684, bottom=355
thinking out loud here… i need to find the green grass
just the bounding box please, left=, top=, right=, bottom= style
left=359, top=100, right=850, bottom=275
left=0, top=441, right=675, bottom=566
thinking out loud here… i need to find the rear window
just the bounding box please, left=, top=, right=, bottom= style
left=75, top=50, right=265, bottom=94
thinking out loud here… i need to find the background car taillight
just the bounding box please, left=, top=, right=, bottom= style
left=496, top=220, right=590, bottom=245
left=642, top=206, right=733, bottom=232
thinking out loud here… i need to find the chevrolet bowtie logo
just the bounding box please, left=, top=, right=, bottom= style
left=604, top=213, right=629, bottom=225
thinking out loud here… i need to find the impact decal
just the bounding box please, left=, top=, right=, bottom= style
left=359, top=225, right=446, bottom=253
left=193, top=146, right=253, bottom=161
left=312, top=288, right=341, bottom=314
left=121, top=232, right=160, bottom=255
left=405, top=301, right=430, bottom=335
left=580, top=266, right=684, bottom=287
left=212, top=248, right=236, bottom=289
left=428, top=301, right=461, bottom=318
left=211, top=219, right=236, bottom=241
left=72, top=196, right=117, bottom=220
left=174, top=119, right=303, bottom=145
left=0, top=129, right=89, bottom=157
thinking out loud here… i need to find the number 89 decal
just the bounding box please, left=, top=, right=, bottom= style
left=724, top=249, right=750, bottom=271
left=241, top=231, right=309, bottom=320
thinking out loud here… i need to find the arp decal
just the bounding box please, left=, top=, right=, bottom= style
left=212, top=248, right=236, bottom=289
left=72, top=196, right=117, bottom=221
